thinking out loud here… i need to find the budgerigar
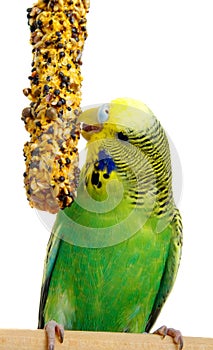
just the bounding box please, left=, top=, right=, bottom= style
left=38, top=98, right=183, bottom=349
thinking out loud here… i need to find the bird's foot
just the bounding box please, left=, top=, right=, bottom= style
left=153, top=325, right=183, bottom=349
left=45, top=320, right=64, bottom=350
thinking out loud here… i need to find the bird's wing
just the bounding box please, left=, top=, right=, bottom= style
left=38, top=228, right=62, bottom=329
left=145, top=208, right=183, bottom=332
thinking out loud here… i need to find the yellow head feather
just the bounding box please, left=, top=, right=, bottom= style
left=79, top=97, right=156, bottom=141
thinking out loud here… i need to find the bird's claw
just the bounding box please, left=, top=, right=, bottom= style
left=153, top=325, right=183, bottom=349
left=45, top=320, right=64, bottom=350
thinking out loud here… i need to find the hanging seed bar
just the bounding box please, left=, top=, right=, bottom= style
left=22, top=0, right=89, bottom=213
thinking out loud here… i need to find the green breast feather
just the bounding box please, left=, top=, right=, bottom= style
left=38, top=98, right=182, bottom=334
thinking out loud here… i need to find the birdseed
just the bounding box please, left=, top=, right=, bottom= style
left=22, top=0, right=89, bottom=213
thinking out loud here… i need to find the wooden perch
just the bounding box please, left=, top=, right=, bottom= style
left=0, top=329, right=213, bottom=350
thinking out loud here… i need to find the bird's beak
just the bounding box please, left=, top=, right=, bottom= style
left=78, top=106, right=103, bottom=140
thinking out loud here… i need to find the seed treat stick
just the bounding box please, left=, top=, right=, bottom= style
left=22, top=0, right=89, bottom=213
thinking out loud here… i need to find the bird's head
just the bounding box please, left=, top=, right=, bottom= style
left=79, top=97, right=156, bottom=143
left=78, top=97, right=173, bottom=226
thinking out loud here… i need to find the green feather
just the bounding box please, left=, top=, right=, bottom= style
left=38, top=98, right=182, bottom=333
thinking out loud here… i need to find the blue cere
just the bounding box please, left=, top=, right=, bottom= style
left=97, top=150, right=116, bottom=175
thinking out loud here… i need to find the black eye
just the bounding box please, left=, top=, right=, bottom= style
left=117, top=132, right=128, bottom=142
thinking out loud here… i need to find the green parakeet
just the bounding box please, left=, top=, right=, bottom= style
left=38, top=97, right=183, bottom=349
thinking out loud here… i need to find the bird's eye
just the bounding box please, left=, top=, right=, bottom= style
left=98, top=104, right=109, bottom=123
left=117, top=132, right=129, bottom=142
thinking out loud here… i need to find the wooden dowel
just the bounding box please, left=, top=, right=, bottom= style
left=0, top=329, right=213, bottom=350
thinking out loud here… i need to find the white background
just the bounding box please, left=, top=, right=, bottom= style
left=0, top=0, right=212, bottom=338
